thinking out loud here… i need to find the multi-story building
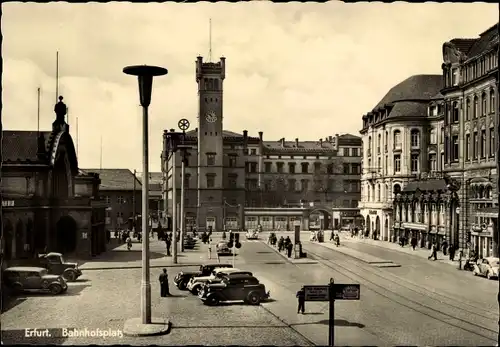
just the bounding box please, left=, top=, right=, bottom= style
left=82, top=169, right=142, bottom=231
left=359, top=74, right=444, bottom=241
left=137, top=172, right=164, bottom=218
left=162, top=55, right=362, bottom=232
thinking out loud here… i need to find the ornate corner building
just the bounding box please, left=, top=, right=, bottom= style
left=162, top=56, right=363, bottom=232
left=1, top=98, right=108, bottom=265
left=359, top=23, right=499, bottom=258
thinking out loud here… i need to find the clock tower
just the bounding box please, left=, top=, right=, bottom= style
left=196, top=55, right=226, bottom=231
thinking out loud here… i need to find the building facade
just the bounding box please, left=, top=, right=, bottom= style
left=2, top=97, right=107, bottom=262
left=359, top=75, right=444, bottom=241
left=162, top=56, right=362, bottom=232
left=82, top=169, right=142, bottom=232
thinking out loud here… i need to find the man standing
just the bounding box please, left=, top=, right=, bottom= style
left=428, top=242, right=438, bottom=261
left=442, top=239, right=448, bottom=256
left=296, top=286, right=305, bottom=314
left=287, top=241, right=294, bottom=258
left=165, top=234, right=172, bottom=256
left=159, top=268, right=170, bottom=297
left=449, top=244, right=456, bottom=261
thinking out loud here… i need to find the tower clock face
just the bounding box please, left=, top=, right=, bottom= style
left=205, top=111, right=217, bottom=123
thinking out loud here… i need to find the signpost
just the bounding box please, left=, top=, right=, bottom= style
left=304, top=279, right=360, bottom=346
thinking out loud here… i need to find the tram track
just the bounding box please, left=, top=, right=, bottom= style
left=304, top=243, right=498, bottom=343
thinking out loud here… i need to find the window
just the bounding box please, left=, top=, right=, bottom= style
left=452, top=136, right=459, bottom=162
left=343, top=163, right=350, bottom=174
left=440, top=152, right=444, bottom=171
left=410, top=129, right=420, bottom=147
left=352, top=148, right=359, bottom=157
left=385, top=155, right=388, bottom=174
left=264, top=162, right=272, bottom=173
left=377, top=134, right=381, bottom=154
left=429, top=153, right=437, bottom=171
left=466, top=98, right=470, bottom=120
left=490, top=91, right=495, bottom=114
left=105, top=196, right=111, bottom=204
left=377, top=157, right=381, bottom=173
left=288, top=163, right=296, bottom=173
left=410, top=154, right=419, bottom=173
left=465, top=134, right=471, bottom=160
left=343, top=147, right=349, bottom=156
left=327, top=163, right=334, bottom=174
left=481, top=129, right=486, bottom=158
left=207, top=153, right=216, bottom=166
left=473, top=132, right=478, bottom=159
left=277, top=162, right=284, bottom=173
left=228, top=175, right=237, bottom=188
left=474, top=96, right=478, bottom=118
left=394, top=155, right=401, bottom=173
left=313, top=162, right=321, bottom=174
left=452, top=68, right=458, bottom=86
left=288, top=179, right=296, bottom=192
left=440, top=127, right=444, bottom=144
left=367, top=136, right=372, bottom=155
left=452, top=102, right=459, bottom=123
left=351, top=163, right=360, bottom=175
left=250, top=149, right=257, bottom=155
left=482, top=93, right=487, bottom=117
left=301, top=179, right=309, bottom=191
left=117, top=196, right=125, bottom=204
left=393, top=130, right=402, bottom=149
left=301, top=163, right=309, bottom=173
left=490, top=127, right=495, bottom=157
left=184, top=174, right=191, bottom=187
left=343, top=180, right=350, bottom=192
left=206, top=175, right=215, bottom=188
left=228, top=155, right=237, bottom=168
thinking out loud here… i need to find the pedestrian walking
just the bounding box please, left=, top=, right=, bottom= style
left=410, top=237, right=417, bottom=251
left=165, top=235, right=172, bottom=256
left=442, top=240, right=448, bottom=256
left=296, top=286, right=305, bottom=314
left=449, top=244, right=456, bottom=261
left=159, top=268, right=170, bottom=297
left=278, top=237, right=284, bottom=252
left=106, top=229, right=111, bottom=244
left=428, top=242, right=437, bottom=261
left=334, top=234, right=340, bottom=247
left=286, top=241, right=293, bottom=258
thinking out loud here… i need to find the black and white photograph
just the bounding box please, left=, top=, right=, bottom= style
left=1, top=2, right=499, bottom=346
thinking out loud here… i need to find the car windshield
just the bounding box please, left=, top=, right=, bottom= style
left=59, top=256, right=65, bottom=263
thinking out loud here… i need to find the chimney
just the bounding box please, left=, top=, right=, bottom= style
left=258, top=131, right=263, bottom=141
left=329, top=136, right=333, bottom=142
left=319, top=138, right=323, bottom=147
left=243, top=130, right=248, bottom=148
left=280, top=138, right=285, bottom=148
left=295, top=138, right=299, bottom=147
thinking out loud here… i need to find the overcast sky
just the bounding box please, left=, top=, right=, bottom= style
left=3, top=3, right=497, bottom=172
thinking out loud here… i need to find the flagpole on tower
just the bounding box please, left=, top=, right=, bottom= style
left=55, top=51, right=59, bottom=103
left=100, top=136, right=103, bottom=170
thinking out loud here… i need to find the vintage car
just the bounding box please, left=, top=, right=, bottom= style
left=187, top=268, right=252, bottom=294
left=12, top=252, right=82, bottom=282
left=473, top=257, right=499, bottom=280
left=199, top=274, right=270, bottom=306
left=3, top=267, right=68, bottom=295
left=246, top=230, right=259, bottom=240
left=174, top=263, right=233, bottom=290
left=216, top=241, right=232, bottom=255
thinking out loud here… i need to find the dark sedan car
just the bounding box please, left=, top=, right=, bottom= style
left=199, top=274, right=270, bottom=306
left=174, top=263, right=233, bottom=290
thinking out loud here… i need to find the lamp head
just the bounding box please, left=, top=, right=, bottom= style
left=123, top=65, right=168, bottom=107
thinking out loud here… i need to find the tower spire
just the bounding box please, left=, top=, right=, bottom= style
left=208, top=18, right=212, bottom=62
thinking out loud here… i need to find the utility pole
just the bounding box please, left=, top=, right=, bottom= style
left=180, top=151, right=186, bottom=252
left=133, top=169, right=137, bottom=232
left=172, top=150, right=178, bottom=264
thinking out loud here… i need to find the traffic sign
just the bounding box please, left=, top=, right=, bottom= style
left=334, top=284, right=360, bottom=300
left=304, top=285, right=329, bottom=301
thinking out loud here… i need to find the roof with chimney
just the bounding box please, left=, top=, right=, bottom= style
left=263, top=139, right=337, bottom=153
left=445, top=23, right=498, bottom=62
left=81, top=169, right=142, bottom=191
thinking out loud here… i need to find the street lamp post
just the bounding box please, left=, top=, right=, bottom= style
left=177, top=118, right=191, bottom=252
left=122, top=65, right=170, bottom=336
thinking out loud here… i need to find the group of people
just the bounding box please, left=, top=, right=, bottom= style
left=275, top=236, right=295, bottom=258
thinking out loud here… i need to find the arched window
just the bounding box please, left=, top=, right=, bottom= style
left=367, top=136, right=372, bottom=155
left=474, top=96, right=479, bottom=118
left=410, top=129, right=420, bottom=147
left=490, top=90, right=495, bottom=114
left=384, top=131, right=388, bottom=152
left=367, top=185, right=371, bottom=202
left=377, top=134, right=381, bottom=154
left=430, top=128, right=437, bottom=144
left=465, top=98, right=470, bottom=120
left=482, top=93, right=487, bottom=116
left=393, top=184, right=401, bottom=196
left=208, top=79, right=214, bottom=90
left=393, top=130, right=402, bottom=149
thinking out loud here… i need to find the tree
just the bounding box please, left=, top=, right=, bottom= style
left=310, top=157, right=344, bottom=205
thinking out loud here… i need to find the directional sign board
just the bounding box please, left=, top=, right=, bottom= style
left=334, top=284, right=360, bottom=300
left=304, top=285, right=329, bottom=301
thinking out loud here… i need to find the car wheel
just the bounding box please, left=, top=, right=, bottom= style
left=64, top=271, right=76, bottom=282
left=49, top=284, right=63, bottom=295
left=205, top=294, right=219, bottom=306
left=178, top=281, right=187, bottom=290
left=487, top=271, right=492, bottom=280
left=191, top=285, right=201, bottom=295
left=247, top=291, right=261, bottom=305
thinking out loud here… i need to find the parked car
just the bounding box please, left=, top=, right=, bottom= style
left=11, top=252, right=82, bottom=282
left=187, top=268, right=252, bottom=294
left=3, top=267, right=68, bottom=295
left=216, top=241, right=231, bottom=255
left=246, top=230, right=259, bottom=240
left=174, top=263, right=233, bottom=290
left=199, top=274, right=270, bottom=306
left=473, top=257, right=499, bottom=280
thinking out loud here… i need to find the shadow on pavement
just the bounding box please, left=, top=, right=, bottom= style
left=292, top=319, right=365, bottom=328
left=162, top=294, right=189, bottom=298
left=302, top=312, right=323, bottom=315
left=96, top=250, right=166, bottom=262
left=1, top=296, right=26, bottom=313
left=1, top=329, right=69, bottom=345
left=73, top=278, right=90, bottom=283
left=9, top=284, right=91, bottom=298
left=257, top=251, right=273, bottom=254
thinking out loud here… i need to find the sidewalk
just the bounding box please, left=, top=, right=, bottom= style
left=339, top=234, right=461, bottom=268
left=262, top=241, right=318, bottom=265
left=75, top=237, right=212, bottom=271
left=308, top=241, right=401, bottom=268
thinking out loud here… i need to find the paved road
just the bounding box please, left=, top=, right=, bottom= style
left=231, top=235, right=498, bottom=346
